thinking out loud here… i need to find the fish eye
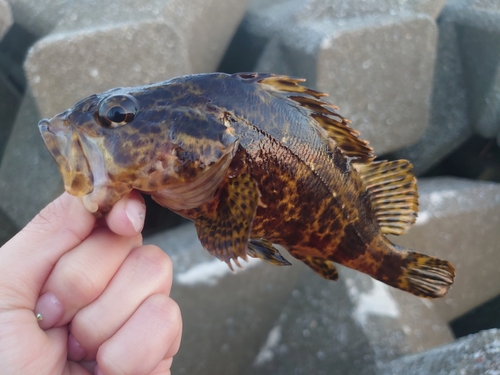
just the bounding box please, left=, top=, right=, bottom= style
left=96, top=94, right=140, bottom=128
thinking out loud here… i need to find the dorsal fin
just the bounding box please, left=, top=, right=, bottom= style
left=353, top=160, right=418, bottom=235
left=256, top=74, right=374, bottom=162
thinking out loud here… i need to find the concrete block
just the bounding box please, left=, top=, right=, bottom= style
left=0, top=89, right=63, bottom=228
left=394, top=0, right=500, bottom=174
left=144, top=224, right=306, bottom=375
left=0, top=71, right=21, bottom=161
left=453, top=1, right=500, bottom=140
left=249, top=268, right=377, bottom=375
left=380, top=328, right=500, bottom=375
left=250, top=265, right=454, bottom=375
left=392, top=9, right=471, bottom=175
left=313, top=14, right=437, bottom=155
left=239, top=0, right=444, bottom=155
left=0, top=207, right=17, bottom=247
left=388, top=177, right=500, bottom=322
left=7, top=0, right=73, bottom=37
left=24, top=0, right=248, bottom=118
left=0, top=0, right=12, bottom=40
left=341, top=266, right=454, bottom=364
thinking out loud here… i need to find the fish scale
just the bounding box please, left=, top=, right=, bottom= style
left=39, top=72, right=455, bottom=299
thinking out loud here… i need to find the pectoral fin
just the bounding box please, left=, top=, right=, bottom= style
left=194, top=174, right=260, bottom=270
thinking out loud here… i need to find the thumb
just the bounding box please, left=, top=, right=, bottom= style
left=0, top=192, right=95, bottom=308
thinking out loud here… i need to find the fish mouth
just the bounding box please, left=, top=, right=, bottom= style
left=38, top=113, right=94, bottom=197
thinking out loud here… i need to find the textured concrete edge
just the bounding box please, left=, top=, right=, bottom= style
left=23, top=20, right=189, bottom=118
left=0, top=0, right=13, bottom=40
left=316, top=13, right=437, bottom=154
left=379, top=329, right=500, bottom=375
left=0, top=88, right=63, bottom=228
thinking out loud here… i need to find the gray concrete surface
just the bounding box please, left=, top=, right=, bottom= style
left=237, top=0, right=446, bottom=155
left=394, top=0, right=500, bottom=174
left=0, top=207, right=17, bottom=247
left=389, top=177, right=500, bottom=322
left=7, top=0, right=72, bottom=37
left=381, top=328, right=500, bottom=375
left=249, top=267, right=378, bottom=375
left=0, top=0, right=12, bottom=40
left=0, top=89, right=63, bottom=229
left=250, top=264, right=454, bottom=375
left=24, top=0, right=248, bottom=118
left=0, top=71, right=21, bottom=160
left=454, top=0, right=500, bottom=140
left=145, top=224, right=306, bottom=375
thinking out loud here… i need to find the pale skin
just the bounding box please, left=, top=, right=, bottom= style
left=0, top=191, right=182, bottom=375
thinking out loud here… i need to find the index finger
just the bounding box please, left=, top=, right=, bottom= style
left=0, top=192, right=95, bottom=306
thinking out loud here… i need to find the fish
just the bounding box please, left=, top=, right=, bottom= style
left=38, top=72, right=455, bottom=298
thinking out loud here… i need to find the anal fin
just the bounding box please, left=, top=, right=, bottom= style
left=354, top=160, right=418, bottom=235
left=301, top=256, right=339, bottom=281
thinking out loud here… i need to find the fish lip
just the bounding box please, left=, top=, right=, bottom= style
left=38, top=113, right=95, bottom=197
left=38, top=112, right=72, bottom=158
left=77, top=133, right=114, bottom=213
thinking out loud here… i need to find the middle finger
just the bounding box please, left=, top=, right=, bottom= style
left=38, top=227, right=142, bottom=328
left=70, top=244, right=173, bottom=360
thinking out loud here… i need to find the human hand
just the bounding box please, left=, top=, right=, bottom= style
left=0, top=192, right=182, bottom=375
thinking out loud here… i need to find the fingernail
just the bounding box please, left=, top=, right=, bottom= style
left=126, top=199, right=145, bottom=233
left=68, top=333, right=86, bottom=361
left=35, top=292, right=64, bottom=330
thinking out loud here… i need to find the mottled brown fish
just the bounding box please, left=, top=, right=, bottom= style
left=39, top=72, right=454, bottom=298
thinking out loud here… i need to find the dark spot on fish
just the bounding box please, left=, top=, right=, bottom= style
left=375, top=252, right=403, bottom=282
left=333, top=224, right=367, bottom=263
left=309, top=232, right=333, bottom=250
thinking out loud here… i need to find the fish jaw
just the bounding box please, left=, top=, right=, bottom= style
left=38, top=113, right=94, bottom=197
left=38, top=112, right=126, bottom=214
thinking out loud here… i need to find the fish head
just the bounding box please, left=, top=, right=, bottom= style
left=38, top=84, right=240, bottom=214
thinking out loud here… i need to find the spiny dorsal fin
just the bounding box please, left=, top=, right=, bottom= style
left=256, top=74, right=374, bottom=162
left=353, top=160, right=418, bottom=235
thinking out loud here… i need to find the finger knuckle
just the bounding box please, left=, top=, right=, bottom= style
left=60, top=260, right=102, bottom=302
left=130, top=245, right=173, bottom=289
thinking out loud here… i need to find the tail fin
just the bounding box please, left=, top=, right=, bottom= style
left=391, top=251, right=455, bottom=298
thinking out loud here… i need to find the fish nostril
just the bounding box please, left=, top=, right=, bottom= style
left=38, top=119, right=52, bottom=132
